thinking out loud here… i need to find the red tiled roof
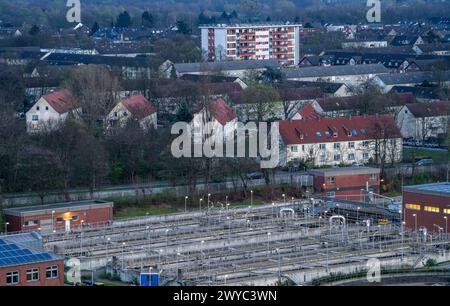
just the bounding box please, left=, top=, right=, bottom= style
left=120, top=95, right=157, bottom=119
left=41, top=90, right=79, bottom=114
left=208, top=98, right=237, bottom=126
left=296, top=103, right=323, bottom=120
left=405, top=101, right=450, bottom=118
left=279, top=115, right=401, bottom=145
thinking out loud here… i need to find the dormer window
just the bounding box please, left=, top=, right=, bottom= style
left=316, top=131, right=322, bottom=137
left=333, top=132, right=338, bottom=138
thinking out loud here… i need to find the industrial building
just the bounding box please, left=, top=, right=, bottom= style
left=200, top=22, right=301, bottom=66
left=3, top=200, right=114, bottom=233
left=0, top=232, right=64, bottom=286
left=309, top=167, right=381, bottom=201
left=403, top=183, right=450, bottom=233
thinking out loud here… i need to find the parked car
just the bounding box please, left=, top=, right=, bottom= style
left=415, top=159, right=433, bottom=166
left=351, top=162, right=365, bottom=167
left=246, top=172, right=263, bottom=180
left=403, top=137, right=415, bottom=146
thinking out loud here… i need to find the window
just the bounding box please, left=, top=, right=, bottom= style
left=45, top=106, right=49, bottom=111
left=123, top=112, right=128, bottom=117
left=26, top=268, right=39, bottom=282
left=24, top=220, right=38, bottom=227
left=348, top=142, right=355, bottom=149
left=316, top=131, right=322, bottom=137
left=334, top=154, right=341, bottom=161
left=325, top=131, right=331, bottom=137
left=327, top=176, right=336, bottom=184
left=290, top=145, right=298, bottom=152
left=405, top=204, right=421, bottom=210
left=320, top=154, right=327, bottom=162
left=302, top=145, right=305, bottom=152
left=327, top=191, right=336, bottom=198
left=46, top=266, right=58, bottom=279
left=363, top=153, right=369, bottom=160
left=370, top=174, right=378, bottom=182
left=334, top=143, right=340, bottom=149
left=319, top=144, right=326, bottom=150
left=32, top=115, right=39, bottom=121
left=424, top=206, right=440, bottom=213
left=72, top=216, right=78, bottom=221
left=363, top=141, right=369, bottom=147
left=444, top=209, right=450, bottom=214
left=36, top=106, right=40, bottom=111
left=56, top=217, right=63, bottom=223
left=348, top=153, right=355, bottom=160
left=114, top=112, right=118, bottom=117
left=6, top=271, right=19, bottom=285
left=333, top=132, right=338, bottom=138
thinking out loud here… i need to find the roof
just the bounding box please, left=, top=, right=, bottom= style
left=279, top=114, right=401, bottom=145
left=282, top=64, right=389, bottom=79
left=403, top=182, right=450, bottom=197
left=308, top=167, right=381, bottom=176
left=391, top=35, right=422, bottom=46
left=179, top=74, right=243, bottom=84
left=120, top=95, right=157, bottom=119
left=208, top=98, right=237, bottom=125
left=199, top=22, right=302, bottom=29
left=3, top=200, right=113, bottom=217
left=416, top=43, right=450, bottom=53
left=389, top=86, right=442, bottom=100
left=404, top=101, right=450, bottom=118
left=40, top=90, right=79, bottom=114
left=375, top=71, right=450, bottom=85
left=280, top=81, right=347, bottom=94
left=296, top=103, right=323, bottom=120
left=174, top=60, right=280, bottom=74
left=0, top=232, right=62, bottom=268
left=277, top=87, right=324, bottom=101
left=44, top=53, right=151, bottom=67
left=317, top=93, right=415, bottom=112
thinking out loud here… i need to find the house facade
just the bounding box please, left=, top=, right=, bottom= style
left=107, top=95, right=157, bottom=129
left=396, top=101, right=450, bottom=140
left=278, top=115, right=403, bottom=166
left=26, top=90, right=80, bottom=133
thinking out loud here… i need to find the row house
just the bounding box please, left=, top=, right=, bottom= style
left=278, top=115, right=403, bottom=167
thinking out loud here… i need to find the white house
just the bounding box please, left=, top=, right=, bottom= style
left=191, top=98, right=237, bottom=145
left=107, top=95, right=157, bottom=129
left=278, top=115, right=403, bottom=166
left=26, top=90, right=80, bottom=133
left=396, top=101, right=450, bottom=140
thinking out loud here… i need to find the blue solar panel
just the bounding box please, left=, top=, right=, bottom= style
left=0, top=239, right=56, bottom=267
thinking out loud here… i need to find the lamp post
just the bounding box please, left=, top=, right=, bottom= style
left=208, top=194, right=211, bottom=210
left=444, top=216, right=448, bottom=238
left=51, top=210, right=55, bottom=232
left=225, top=196, right=228, bottom=208
left=356, top=207, right=361, bottom=225
left=224, top=274, right=228, bottom=286
left=276, top=248, right=281, bottom=283
left=106, top=237, right=111, bottom=260
left=282, top=194, right=286, bottom=206
left=80, top=220, right=84, bottom=257
left=413, top=214, right=417, bottom=232
left=250, top=190, right=253, bottom=209
left=5, top=222, right=9, bottom=235
left=272, top=202, right=275, bottom=223
left=267, top=232, right=271, bottom=255
left=176, top=252, right=181, bottom=283
left=121, top=242, right=126, bottom=270
left=165, top=229, right=169, bottom=251
left=199, top=198, right=203, bottom=212
left=185, top=196, right=188, bottom=213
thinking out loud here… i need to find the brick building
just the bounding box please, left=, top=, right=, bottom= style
left=200, top=22, right=301, bottom=66
left=403, top=183, right=450, bottom=233
left=0, top=232, right=64, bottom=286
left=309, top=167, right=381, bottom=201
left=3, top=200, right=114, bottom=233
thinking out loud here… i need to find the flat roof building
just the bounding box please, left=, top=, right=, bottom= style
left=0, top=232, right=64, bottom=286
left=3, top=200, right=114, bottom=233
left=309, top=167, right=381, bottom=201
left=403, top=182, right=450, bottom=233
left=200, top=22, right=301, bottom=66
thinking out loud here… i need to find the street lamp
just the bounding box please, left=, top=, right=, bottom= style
left=282, top=194, right=286, bottom=205
left=121, top=242, right=126, bottom=270
left=413, top=213, right=417, bottom=232
left=444, top=216, right=448, bottom=236
left=208, top=194, right=211, bottom=210
left=184, top=196, right=188, bottom=213
left=401, top=221, right=405, bottom=262
left=250, top=190, right=253, bottom=208
left=199, top=198, right=203, bottom=212
left=5, top=222, right=9, bottom=235
left=51, top=210, right=55, bottom=232
left=225, top=195, right=228, bottom=207
left=357, top=207, right=361, bottom=225
left=106, top=237, right=111, bottom=260
left=267, top=232, right=271, bottom=255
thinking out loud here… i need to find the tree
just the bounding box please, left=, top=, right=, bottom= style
left=142, top=11, right=154, bottom=28
left=116, top=11, right=132, bottom=28
left=240, top=84, right=280, bottom=122
left=176, top=19, right=191, bottom=35
left=90, top=22, right=100, bottom=35
left=64, top=65, right=120, bottom=132
left=29, top=25, right=40, bottom=36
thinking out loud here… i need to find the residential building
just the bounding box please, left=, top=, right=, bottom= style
left=309, top=167, right=381, bottom=200
left=278, top=115, right=403, bottom=166
left=3, top=200, right=114, bottom=233
left=391, top=35, right=424, bottom=46
left=372, top=71, right=450, bottom=92
left=396, top=101, right=450, bottom=140
left=341, top=40, right=388, bottom=49
left=26, top=90, right=80, bottom=133
left=200, top=23, right=301, bottom=66
left=282, top=64, right=389, bottom=86
left=413, top=43, right=450, bottom=56
left=389, top=86, right=442, bottom=102
left=0, top=232, right=64, bottom=286
left=107, top=95, right=157, bottom=129
left=281, top=81, right=352, bottom=97
left=172, top=59, right=280, bottom=78
left=403, top=183, right=450, bottom=233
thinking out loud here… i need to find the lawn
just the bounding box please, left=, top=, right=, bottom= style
left=403, top=148, right=449, bottom=163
